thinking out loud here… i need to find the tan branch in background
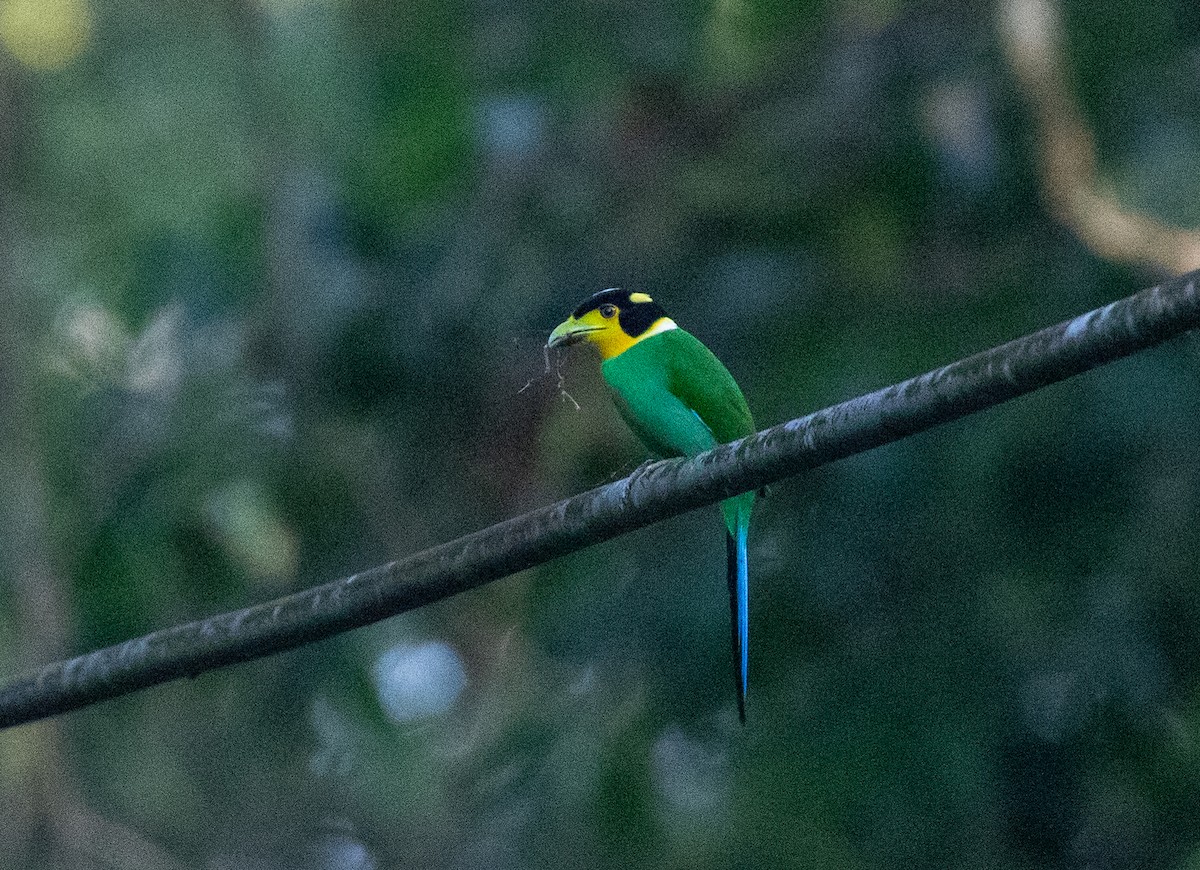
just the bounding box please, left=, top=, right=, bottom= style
left=998, top=0, right=1200, bottom=274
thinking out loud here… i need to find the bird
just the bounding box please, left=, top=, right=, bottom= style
left=548, top=288, right=756, bottom=722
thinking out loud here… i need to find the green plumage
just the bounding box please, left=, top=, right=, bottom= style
left=601, top=330, right=752, bottom=457
left=601, top=326, right=756, bottom=721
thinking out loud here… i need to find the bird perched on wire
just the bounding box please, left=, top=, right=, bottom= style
left=548, top=288, right=756, bottom=722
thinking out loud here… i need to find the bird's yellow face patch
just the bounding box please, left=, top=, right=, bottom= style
left=548, top=306, right=638, bottom=360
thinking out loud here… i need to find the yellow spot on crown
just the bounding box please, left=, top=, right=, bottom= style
left=629, top=292, right=653, bottom=303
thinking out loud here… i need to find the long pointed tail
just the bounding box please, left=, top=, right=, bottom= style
left=725, top=520, right=750, bottom=723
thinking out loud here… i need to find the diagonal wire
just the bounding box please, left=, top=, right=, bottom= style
left=1, top=270, right=1199, bottom=730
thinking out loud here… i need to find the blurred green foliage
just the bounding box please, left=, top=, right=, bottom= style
left=3, top=0, right=1200, bottom=868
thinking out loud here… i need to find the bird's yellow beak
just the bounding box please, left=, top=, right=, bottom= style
left=547, top=317, right=600, bottom=349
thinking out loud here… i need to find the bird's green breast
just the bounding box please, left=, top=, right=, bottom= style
left=601, top=328, right=754, bottom=454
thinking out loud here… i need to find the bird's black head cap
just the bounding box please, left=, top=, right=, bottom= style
left=572, top=288, right=669, bottom=338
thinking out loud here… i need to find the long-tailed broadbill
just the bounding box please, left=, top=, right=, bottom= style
left=548, top=288, right=756, bottom=722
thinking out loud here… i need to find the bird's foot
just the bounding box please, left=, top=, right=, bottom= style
left=630, top=458, right=658, bottom=478
left=621, top=458, right=661, bottom=512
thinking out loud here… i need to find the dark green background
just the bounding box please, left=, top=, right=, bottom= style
left=3, top=0, right=1200, bottom=867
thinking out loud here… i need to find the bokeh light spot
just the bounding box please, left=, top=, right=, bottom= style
left=0, top=0, right=91, bottom=70
left=373, top=641, right=467, bottom=723
left=205, top=479, right=299, bottom=584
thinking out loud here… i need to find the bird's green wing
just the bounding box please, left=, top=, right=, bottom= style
left=604, top=353, right=719, bottom=459
left=661, top=329, right=755, bottom=444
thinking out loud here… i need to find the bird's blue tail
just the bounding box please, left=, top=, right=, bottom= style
left=724, top=499, right=751, bottom=723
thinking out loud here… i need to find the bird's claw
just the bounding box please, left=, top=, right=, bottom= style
left=631, top=458, right=657, bottom=477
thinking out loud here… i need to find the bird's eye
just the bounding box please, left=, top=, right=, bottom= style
left=599, top=304, right=617, bottom=318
